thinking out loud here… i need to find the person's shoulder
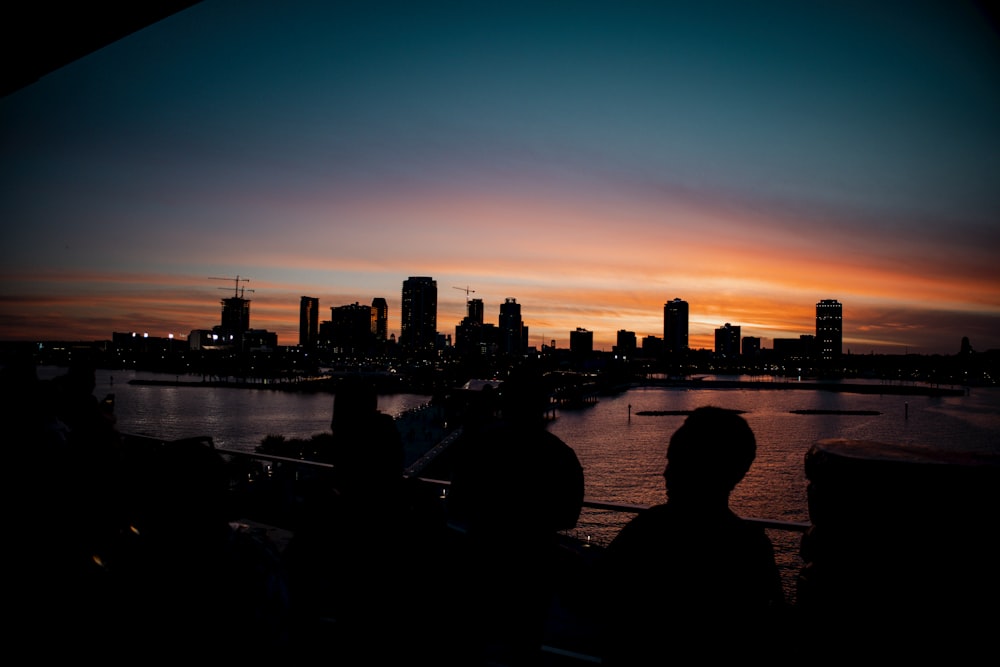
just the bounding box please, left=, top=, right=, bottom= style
left=372, top=411, right=401, bottom=434
left=608, top=503, right=670, bottom=542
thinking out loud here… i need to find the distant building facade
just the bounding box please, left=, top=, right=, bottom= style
left=400, top=276, right=438, bottom=356
left=715, top=323, right=741, bottom=359
left=371, top=297, right=388, bottom=342
left=615, top=329, right=637, bottom=356
left=320, top=302, right=375, bottom=355
left=570, top=327, right=594, bottom=355
left=455, top=297, right=494, bottom=357
left=642, top=335, right=663, bottom=358
left=498, top=297, right=526, bottom=356
left=220, top=295, right=250, bottom=336
left=774, top=334, right=816, bottom=362
left=816, top=299, right=843, bottom=361
left=663, top=298, right=689, bottom=357
left=299, top=296, right=319, bottom=348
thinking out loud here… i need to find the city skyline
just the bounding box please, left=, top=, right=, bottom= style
left=2, top=2, right=999, bottom=355
left=101, top=286, right=959, bottom=359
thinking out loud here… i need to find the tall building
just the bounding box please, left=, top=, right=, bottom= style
left=466, top=297, right=484, bottom=326
left=570, top=327, right=593, bottom=355
left=714, top=322, right=741, bottom=358
left=220, top=295, right=250, bottom=335
left=400, top=276, right=438, bottom=356
left=642, top=335, right=663, bottom=358
left=816, top=299, right=843, bottom=361
left=455, top=297, right=492, bottom=356
left=616, top=329, right=637, bottom=356
left=498, top=297, right=525, bottom=356
left=321, top=302, right=375, bottom=355
left=371, top=297, right=388, bottom=342
left=663, top=298, right=689, bottom=357
left=299, top=296, right=319, bottom=348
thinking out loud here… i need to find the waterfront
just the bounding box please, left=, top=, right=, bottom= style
left=37, top=366, right=1000, bottom=604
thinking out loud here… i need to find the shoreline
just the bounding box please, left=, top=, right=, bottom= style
left=126, top=376, right=968, bottom=397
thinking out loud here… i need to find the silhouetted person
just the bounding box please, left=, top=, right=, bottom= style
left=2, top=354, right=93, bottom=651
left=329, top=374, right=404, bottom=507
left=442, top=365, right=585, bottom=665
left=281, top=374, right=410, bottom=659
left=112, top=438, right=291, bottom=659
left=593, top=406, right=786, bottom=664
left=51, top=359, right=119, bottom=451
left=17, top=359, right=128, bottom=641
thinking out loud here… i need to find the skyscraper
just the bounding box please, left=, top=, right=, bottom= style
left=714, top=322, right=741, bottom=358
left=455, top=297, right=491, bottom=356
left=498, top=297, right=525, bottom=356
left=400, top=276, right=437, bottom=356
left=300, top=296, right=319, bottom=348
left=220, top=295, right=250, bottom=335
left=466, top=297, right=484, bottom=326
left=616, top=329, right=637, bottom=356
left=325, top=302, right=375, bottom=355
left=816, top=299, right=843, bottom=361
left=371, top=297, right=388, bottom=342
left=663, top=298, right=689, bottom=357
left=570, top=327, right=593, bottom=354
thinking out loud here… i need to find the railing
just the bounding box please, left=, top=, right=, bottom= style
left=130, top=435, right=812, bottom=665
left=214, top=445, right=810, bottom=533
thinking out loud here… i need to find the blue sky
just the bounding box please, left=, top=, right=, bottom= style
left=2, top=1, right=999, bottom=354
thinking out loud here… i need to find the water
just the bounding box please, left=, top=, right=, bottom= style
left=546, top=380, right=1000, bottom=602
left=69, top=368, right=434, bottom=450
left=37, top=366, right=1000, bottom=604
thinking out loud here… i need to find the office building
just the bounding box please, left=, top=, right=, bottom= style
left=321, top=302, right=375, bottom=355
left=816, top=299, right=843, bottom=361
left=498, top=297, right=526, bottom=356
left=663, top=298, right=689, bottom=357
left=715, top=323, right=741, bottom=358
left=220, top=294, right=250, bottom=335
left=400, top=276, right=438, bottom=356
left=570, top=327, right=593, bottom=355
left=371, top=297, right=388, bottom=342
left=300, top=296, right=319, bottom=348
left=642, top=335, right=663, bottom=358
left=616, top=329, right=637, bottom=356
left=774, top=335, right=816, bottom=361
left=455, top=298, right=493, bottom=356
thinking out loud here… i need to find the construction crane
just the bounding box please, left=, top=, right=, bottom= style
left=453, top=285, right=476, bottom=301
left=209, top=275, right=253, bottom=299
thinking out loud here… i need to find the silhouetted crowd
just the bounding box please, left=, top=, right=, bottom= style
left=5, top=355, right=796, bottom=665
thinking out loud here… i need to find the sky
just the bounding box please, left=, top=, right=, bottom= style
left=2, top=1, right=999, bottom=355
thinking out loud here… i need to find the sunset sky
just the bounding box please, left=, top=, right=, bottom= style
left=2, top=1, right=998, bottom=355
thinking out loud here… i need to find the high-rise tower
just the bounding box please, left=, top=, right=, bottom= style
left=300, top=296, right=319, bottom=348
left=498, top=297, right=525, bottom=356
left=371, top=297, right=388, bottom=342
left=663, top=298, right=689, bottom=357
left=714, top=322, right=741, bottom=358
left=220, top=295, right=250, bottom=335
left=816, top=299, right=843, bottom=361
left=400, top=276, right=438, bottom=356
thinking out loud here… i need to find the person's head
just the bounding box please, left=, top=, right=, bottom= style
left=332, top=374, right=378, bottom=431
left=663, top=406, right=756, bottom=500
left=498, top=366, right=549, bottom=427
